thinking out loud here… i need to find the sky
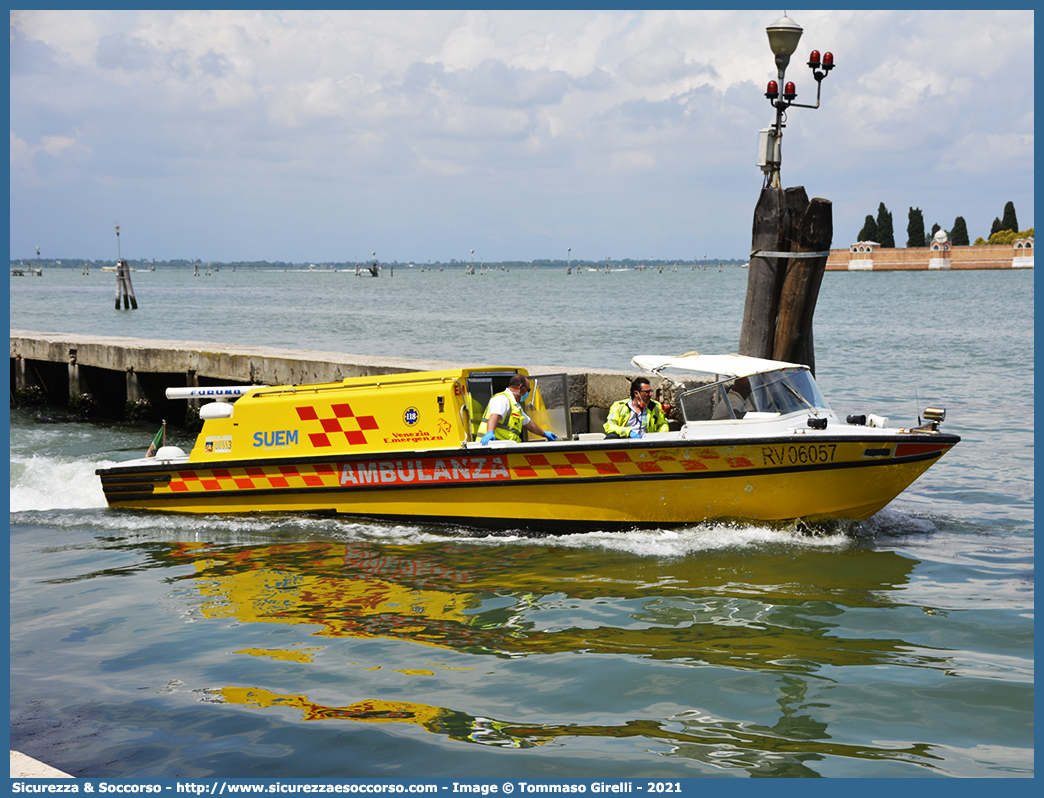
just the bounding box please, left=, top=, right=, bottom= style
left=9, top=8, right=1035, bottom=264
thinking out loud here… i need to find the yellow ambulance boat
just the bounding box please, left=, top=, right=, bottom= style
left=96, top=353, right=959, bottom=531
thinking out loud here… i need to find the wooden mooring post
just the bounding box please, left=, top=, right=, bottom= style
left=739, top=186, right=832, bottom=376
left=112, top=224, right=138, bottom=309
left=114, top=258, right=138, bottom=310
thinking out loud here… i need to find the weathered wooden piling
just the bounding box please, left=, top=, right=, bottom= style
left=739, top=185, right=832, bottom=375
left=114, top=259, right=138, bottom=310
left=739, top=187, right=791, bottom=361
left=774, top=197, right=832, bottom=372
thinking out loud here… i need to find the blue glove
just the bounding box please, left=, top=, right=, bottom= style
left=629, top=430, right=642, bottom=439
left=544, top=431, right=559, bottom=441
left=480, top=431, right=495, bottom=445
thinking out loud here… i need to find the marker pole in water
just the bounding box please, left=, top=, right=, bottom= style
left=113, top=225, right=138, bottom=310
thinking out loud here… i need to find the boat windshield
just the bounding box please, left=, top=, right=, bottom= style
left=678, top=368, right=831, bottom=422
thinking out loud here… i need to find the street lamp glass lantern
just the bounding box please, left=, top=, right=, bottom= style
left=766, top=15, right=803, bottom=57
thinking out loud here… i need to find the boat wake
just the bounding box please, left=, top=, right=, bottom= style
left=439, top=522, right=857, bottom=557
left=9, top=453, right=112, bottom=513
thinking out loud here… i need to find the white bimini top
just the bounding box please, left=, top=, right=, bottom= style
left=632, top=352, right=804, bottom=379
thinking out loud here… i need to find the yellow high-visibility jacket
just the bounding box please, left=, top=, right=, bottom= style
left=603, top=398, right=668, bottom=437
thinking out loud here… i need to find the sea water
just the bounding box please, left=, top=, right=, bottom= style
left=8, top=266, right=1034, bottom=777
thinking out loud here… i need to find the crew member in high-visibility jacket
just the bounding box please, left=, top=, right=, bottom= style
left=604, top=377, right=669, bottom=438
left=480, top=374, right=559, bottom=444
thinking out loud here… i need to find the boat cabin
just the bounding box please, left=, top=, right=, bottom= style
left=175, top=353, right=841, bottom=466
left=632, top=353, right=834, bottom=425
left=178, top=367, right=573, bottom=463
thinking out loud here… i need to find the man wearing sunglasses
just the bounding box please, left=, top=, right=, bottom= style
left=603, top=377, right=669, bottom=439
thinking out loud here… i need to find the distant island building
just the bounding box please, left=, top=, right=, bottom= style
left=826, top=231, right=1033, bottom=271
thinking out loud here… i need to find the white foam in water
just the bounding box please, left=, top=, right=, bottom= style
left=9, top=454, right=113, bottom=512
left=564, top=524, right=852, bottom=556
left=336, top=520, right=855, bottom=556
left=529, top=524, right=848, bottom=556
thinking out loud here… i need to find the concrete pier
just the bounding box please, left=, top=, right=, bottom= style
left=10, top=750, right=73, bottom=778
left=10, top=330, right=651, bottom=433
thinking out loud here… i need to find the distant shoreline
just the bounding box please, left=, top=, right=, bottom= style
left=10, top=257, right=748, bottom=271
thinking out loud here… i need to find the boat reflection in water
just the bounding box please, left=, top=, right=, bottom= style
left=154, top=533, right=960, bottom=775
left=214, top=684, right=939, bottom=769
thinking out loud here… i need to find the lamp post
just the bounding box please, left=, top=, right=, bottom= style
left=759, top=14, right=834, bottom=188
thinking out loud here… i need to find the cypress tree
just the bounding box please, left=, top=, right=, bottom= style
left=990, top=217, right=1003, bottom=236
left=926, top=223, right=941, bottom=246
left=876, top=202, right=895, bottom=248
left=906, top=207, right=925, bottom=247
left=858, top=215, right=878, bottom=243
left=950, top=216, right=970, bottom=246
left=1001, top=201, right=1018, bottom=233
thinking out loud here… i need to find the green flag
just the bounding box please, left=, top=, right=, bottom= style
left=145, top=426, right=164, bottom=457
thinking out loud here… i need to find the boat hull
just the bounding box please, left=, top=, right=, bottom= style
left=97, top=434, right=959, bottom=531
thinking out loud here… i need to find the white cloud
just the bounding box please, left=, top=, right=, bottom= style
left=435, top=10, right=498, bottom=71
left=10, top=9, right=108, bottom=67
left=413, top=146, right=469, bottom=177
left=609, top=149, right=657, bottom=172
left=10, top=132, right=35, bottom=173
left=40, top=134, right=79, bottom=157
left=936, top=130, right=1035, bottom=176
left=9, top=129, right=90, bottom=181
left=8, top=9, right=1034, bottom=261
